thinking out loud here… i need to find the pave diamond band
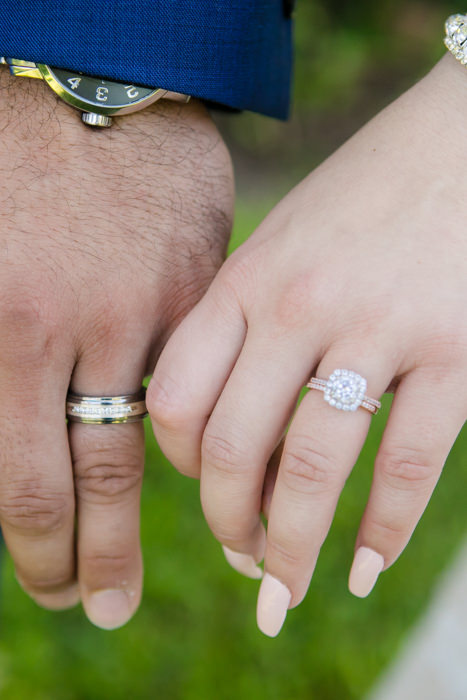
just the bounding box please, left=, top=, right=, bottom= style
left=66, top=388, right=148, bottom=424
left=307, top=370, right=381, bottom=415
left=444, top=14, right=467, bottom=65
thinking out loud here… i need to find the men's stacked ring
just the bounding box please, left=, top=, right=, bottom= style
left=66, top=388, right=148, bottom=424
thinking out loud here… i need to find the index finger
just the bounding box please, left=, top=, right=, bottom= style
left=147, top=277, right=246, bottom=477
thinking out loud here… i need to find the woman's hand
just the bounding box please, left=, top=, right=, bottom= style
left=148, top=54, right=467, bottom=636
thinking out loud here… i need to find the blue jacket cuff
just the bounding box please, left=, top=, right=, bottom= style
left=0, top=0, right=293, bottom=119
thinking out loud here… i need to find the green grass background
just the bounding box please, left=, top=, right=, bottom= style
left=0, top=202, right=465, bottom=700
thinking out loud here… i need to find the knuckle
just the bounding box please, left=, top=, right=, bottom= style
left=282, top=437, right=341, bottom=495
left=146, top=374, right=188, bottom=430
left=201, top=431, right=248, bottom=479
left=130, top=379, right=203, bottom=478
left=268, top=272, right=320, bottom=333
left=81, top=551, right=134, bottom=577
left=376, top=447, right=437, bottom=490
left=0, top=484, right=71, bottom=536
left=0, top=287, right=61, bottom=365
left=267, top=538, right=304, bottom=569
left=365, top=514, right=407, bottom=541
left=74, top=444, right=143, bottom=502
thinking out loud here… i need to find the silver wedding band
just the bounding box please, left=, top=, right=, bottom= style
left=66, top=388, right=148, bottom=424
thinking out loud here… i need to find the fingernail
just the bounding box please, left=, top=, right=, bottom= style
left=222, top=546, right=263, bottom=580
left=85, top=589, right=132, bottom=630
left=348, top=547, right=384, bottom=598
left=257, top=573, right=292, bottom=637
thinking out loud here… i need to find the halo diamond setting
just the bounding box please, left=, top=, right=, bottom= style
left=444, top=14, right=467, bottom=64
left=323, top=369, right=367, bottom=412
left=307, top=370, right=381, bottom=415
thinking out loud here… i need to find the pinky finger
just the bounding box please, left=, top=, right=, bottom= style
left=221, top=439, right=284, bottom=580
left=349, top=367, right=466, bottom=598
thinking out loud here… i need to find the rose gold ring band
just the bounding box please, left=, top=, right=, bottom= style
left=306, top=369, right=381, bottom=416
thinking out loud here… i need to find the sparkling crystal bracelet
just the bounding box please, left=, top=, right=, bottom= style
left=445, top=14, right=467, bottom=65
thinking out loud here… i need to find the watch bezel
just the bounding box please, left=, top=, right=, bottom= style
left=37, top=64, right=168, bottom=116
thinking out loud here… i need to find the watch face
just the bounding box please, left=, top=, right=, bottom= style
left=50, top=67, right=155, bottom=108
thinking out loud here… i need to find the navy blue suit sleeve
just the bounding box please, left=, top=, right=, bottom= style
left=0, top=1, right=293, bottom=119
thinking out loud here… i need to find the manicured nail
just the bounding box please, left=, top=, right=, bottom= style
left=348, top=547, right=384, bottom=598
left=257, top=573, right=292, bottom=637
left=85, top=589, right=133, bottom=630
left=222, top=546, right=263, bottom=579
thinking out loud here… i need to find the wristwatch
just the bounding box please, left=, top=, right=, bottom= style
left=0, top=57, right=190, bottom=127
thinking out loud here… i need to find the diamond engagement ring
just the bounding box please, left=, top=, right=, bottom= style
left=66, top=388, right=148, bottom=424
left=306, top=370, right=381, bottom=415
left=444, top=14, right=467, bottom=65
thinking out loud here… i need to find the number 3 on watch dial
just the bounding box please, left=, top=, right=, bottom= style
left=96, top=86, right=109, bottom=102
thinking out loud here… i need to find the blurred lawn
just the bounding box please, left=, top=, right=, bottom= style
left=0, top=202, right=465, bottom=700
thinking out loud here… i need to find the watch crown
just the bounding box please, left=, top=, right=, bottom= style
left=82, top=112, right=112, bottom=128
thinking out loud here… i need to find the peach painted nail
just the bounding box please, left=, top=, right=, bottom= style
left=348, top=547, right=384, bottom=598
left=257, top=573, right=292, bottom=637
left=222, top=546, right=263, bottom=579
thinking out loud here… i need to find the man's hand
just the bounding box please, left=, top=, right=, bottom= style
left=148, top=53, right=467, bottom=636
left=0, top=68, right=234, bottom=628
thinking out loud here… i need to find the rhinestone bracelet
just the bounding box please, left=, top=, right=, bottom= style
left=445, top=14, right=467, bottom=65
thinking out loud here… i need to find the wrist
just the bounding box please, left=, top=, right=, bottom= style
left=0, top=63, right=211, bottom=146
left=0, top=62, right=218, bottom=176
left=0, top=62, right=78, bottom=141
